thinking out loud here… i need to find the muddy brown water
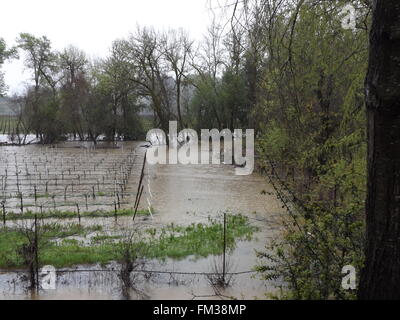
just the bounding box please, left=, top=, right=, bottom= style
left=0, top=141, right=286, bottom=300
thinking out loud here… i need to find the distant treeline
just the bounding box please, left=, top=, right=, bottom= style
left=1, top=20, right=261, bottom=144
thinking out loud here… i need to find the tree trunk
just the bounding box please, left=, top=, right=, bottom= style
left=176, top=80, right=183, bottom=129
left=359, top=0, right=400, bottom=300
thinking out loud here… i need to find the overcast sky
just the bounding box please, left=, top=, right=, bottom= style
left=1, top=0, right=217, bottom=95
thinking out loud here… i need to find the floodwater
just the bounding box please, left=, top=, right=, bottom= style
left=0, top=141, right=286, bottom=300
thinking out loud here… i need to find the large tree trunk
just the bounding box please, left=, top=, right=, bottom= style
left=358, top=0, right=400, bottom=300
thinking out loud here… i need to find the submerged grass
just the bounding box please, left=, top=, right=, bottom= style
left=0, top=214, right=258, bottom=269
left=3, top=208, right=151, bottom=221
left=0, top=223, right=103, bottom=268
left=146, top=215, right=257, bottom=259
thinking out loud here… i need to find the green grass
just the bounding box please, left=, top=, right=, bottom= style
left=0, top=214, right=258, bottom=269
left=3, top=208, right=151, bottom=221
left=41, top=223, right=102, bottom=238
left=0, top=223, right=103, bottom=268
left=91, top=234, right=122, bottom=243
left=41, top=244, right=116, bottom=267
left=0, top=116, right=18, bottom=135
left=146, top=215, right=257, bottom=259
left=35, top=193, right=50, bottom=199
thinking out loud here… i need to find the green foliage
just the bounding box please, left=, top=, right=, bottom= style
left=255, top=0, right=370, bottom=299
left=0, top=223, right=103, bottom=268
left=0, top=214, right=256, bottom=268
left=189, top=75, right=220, bottom=130
left=146, top=214, right=258, bottom=260
left=218, top=70, right=249, bottom=129
left=189, top=69, right=250, bottom=131
left=12, top=34, right=146, bottom=144
left=257, top=121, right=289, bottom=161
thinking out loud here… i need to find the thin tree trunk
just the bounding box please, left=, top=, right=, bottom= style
left=176, top=81, right=183, bottom=129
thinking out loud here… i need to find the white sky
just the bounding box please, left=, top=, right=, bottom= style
left=1, top=0, right=216, bottom=95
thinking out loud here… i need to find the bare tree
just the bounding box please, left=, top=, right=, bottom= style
left=9, top=94, right=30, bottom=145
left=125, top=27, right=173, bottom=135
left=189, top=19, right=227, bottom=129
left=59, top=45, right=88, bottom=88
left=58, top=46, right=88, bottom=139
left=17, top=33, right=60, bottom=95
left=162, top=29, right=193, bottom=129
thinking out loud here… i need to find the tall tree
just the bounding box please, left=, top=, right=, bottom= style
left=58, top=45, right=88, bottom=139
left=17, top=33, right=59, bottom=94
left=359, top=0, right=400, bottom=299
left=162, top=29, right=192, bottom=129
left=59, top=45, right=87, bottom=87
left=190, top=20, right=226, bottom=129
left=125, top=27, right=173, bottom=135
left=17, top=33, right=61, bottom=143
left=99, top=41, right=142, bottom=140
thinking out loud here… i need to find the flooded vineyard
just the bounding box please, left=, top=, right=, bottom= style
left=0, top=141, right=143, bottom=214
left=0, top=141, right=285, bottom=300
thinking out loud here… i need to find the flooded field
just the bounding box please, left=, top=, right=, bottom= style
left=0, top=141, right=285, bottom=300
left=0, top=141, right=143, bottom=213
